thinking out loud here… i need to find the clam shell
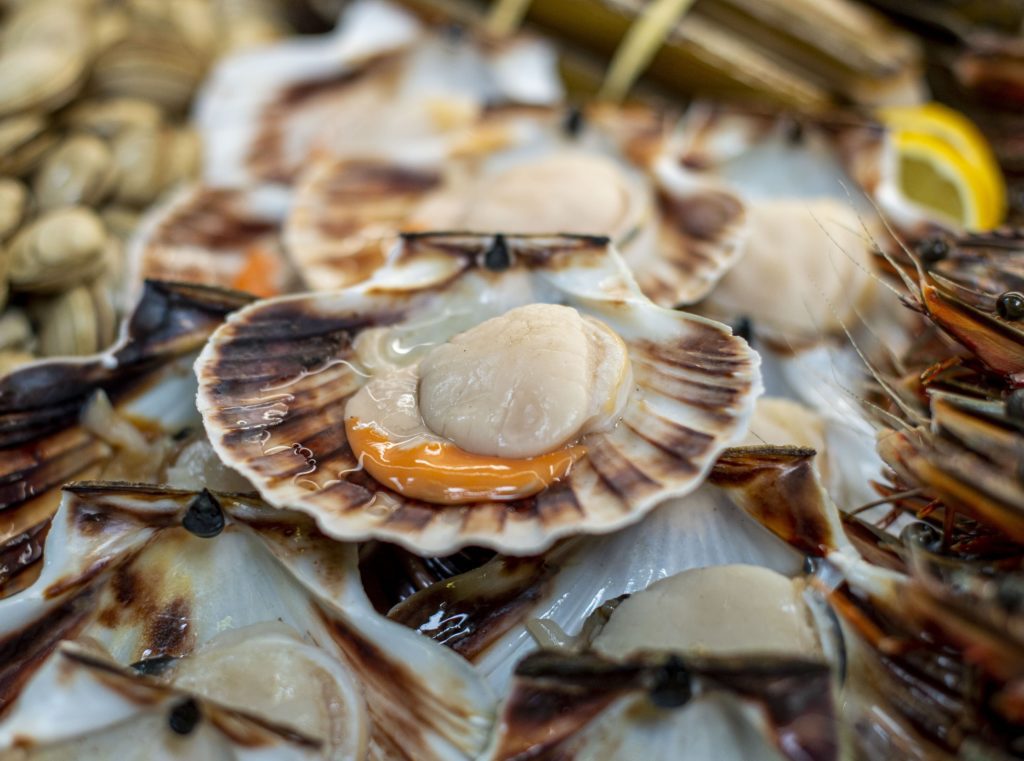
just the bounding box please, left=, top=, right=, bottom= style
left=483, top=650, right=835, bottom=761
left=7, top=206, right=107, bottom=292
left=110, top=126, right=200, bottom=207
left=0, top=281, right=252, bottom=595
left=0, top=177, right=28, bottom=241
left=196, top=233, right=761, bottom=555
left=34, top=279, right=117, bottom=358
left=0, top=44, right=86, bottom=117
left=196, top=0, right=562, bottom=188
left=126, top=184, right=290, bottom=296
left=386, top=485, right=802, bottom=693
left=33, top=133, right=118, bottom=210
left=196, top=0, right=420, bottom=187
left=0, top=483, right=495, bottom=760
left=0, top=114, right=58, bottom=177
left=64, top=97, right=164, bottom=140
left=92, top=32, right=206, bottom=114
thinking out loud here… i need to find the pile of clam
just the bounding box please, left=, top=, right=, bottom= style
left=0, top=0, right=309, bottom=366
left=0, top=2, right=1022, bottom=760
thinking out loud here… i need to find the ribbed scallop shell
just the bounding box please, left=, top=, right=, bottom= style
left=127, top=185, right=291, bottom=297
left=0, top=281, right=251, bottom=595
left=284, top=105, right=747, bottom=306
left=196, top=0, right=562, bottom=189
left=0, top=483, right=494, bottom=760
left=196, top=233, right=761, bottom=555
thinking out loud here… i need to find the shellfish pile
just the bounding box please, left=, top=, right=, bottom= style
left=0, top=0, right=317, bottom=367
left=1, top=1, right=1023, bottom=760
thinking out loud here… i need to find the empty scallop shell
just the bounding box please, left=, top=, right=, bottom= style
left=126, top=184, right=292, bottom=298
left=196, top=233, right=761, bottom=556
left=0, top=281, right=252, bottom=596
left=0, top=484, right=494, bottom=760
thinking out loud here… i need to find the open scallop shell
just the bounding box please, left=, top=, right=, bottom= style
left=126, top=185, right=293, bottom=300
left=196, top=233, right=761, bottom=556
left=483, top=650, right=836, bottom=761
left=0, top=483, right=494, bottom=760
left=195, top=0, right=562, bottom=189
left=285, top=104, right=748, bottom=305
left=0, top=281, right=251, bottom=596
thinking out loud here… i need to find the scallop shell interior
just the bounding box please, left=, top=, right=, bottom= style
left=196, top=233, right=761, bottom=555
left=285, top=105, right=748, bottom=307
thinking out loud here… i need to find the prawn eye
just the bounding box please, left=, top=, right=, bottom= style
left=915, top=235, right=949, bottom=264
left=997, top=291, right=1024, bottom=321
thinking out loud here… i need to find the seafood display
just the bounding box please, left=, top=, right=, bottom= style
left=2, top=0, right=1023, bottom=759
left=0, top=0, right=319, bottom=366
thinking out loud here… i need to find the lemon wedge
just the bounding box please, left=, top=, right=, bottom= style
left=880, top=103, right=1005, bottom=231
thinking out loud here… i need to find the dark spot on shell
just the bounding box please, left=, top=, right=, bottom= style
left=112, top=565, right=140, bottom=607
left=997, top=291, right=1024, bottom=320
left=915, top=236, right=950, bottom=264
left=731, top=316, right=753, bottom=343
left=483, top=234, right=512, bottom=271
left=562, top=106, right=584, bottom=138
left=996, top=576, right=1024, bottom=613
left=172, top=427, right=194, bottom=442
left=130, top=655, right=179, bottom=676
left=182, top=489, right=225, bottom=538
left=168, top=698, right=200, bottom=735
left=1006, top=389, right=1024, bottom=420
left=784, top=119, right=804, bottom=145
left=660, top=191, right=742, bottom=242
left=144, top=597, right=192, bottom=657
left=647, top=655, right=692, bottom=708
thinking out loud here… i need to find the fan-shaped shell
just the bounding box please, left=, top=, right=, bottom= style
left=127, top=184, right=292, bottom=297
left=196, top=0, right=562, bottom=189
left=0, top=483, right=494, bottom=760
left=196, top=233, right=760, bottom=555
left=0, top=281, right=251, bottom=595
left=285, top=104, right=748, bottom=306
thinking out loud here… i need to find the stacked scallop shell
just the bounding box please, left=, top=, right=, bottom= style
left=1, top=2, right=1021, bottom=760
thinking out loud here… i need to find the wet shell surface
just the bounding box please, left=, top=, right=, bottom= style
left=0, top=483, right=494, bottom=760
left=196, top=233, right=760, bottom=555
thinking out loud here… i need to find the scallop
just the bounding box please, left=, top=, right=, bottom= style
left=590, top=565, right=821, bottom=659
left=480, top=564, right=836, bottom=761
left=196, top=233, right=761, bottom=555
left=195, top=0, right=562, bottom=189
left=0, top=483, right=494, bottom=760
left=287, top=105, right=748, bottom=304
left=0, top=281, right=251, bottom=597
left=126, top=184, right=292, bottom=300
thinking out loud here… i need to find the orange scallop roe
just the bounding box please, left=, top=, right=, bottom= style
left=345, top=418, right=586, bottom=505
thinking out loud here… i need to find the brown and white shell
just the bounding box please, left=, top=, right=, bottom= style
left=196, top=233, right=761, bottom=556
left=0, top=483, right=494, bottom=760
left=126, top=184, right=292, bottom=298
left=0, top=281, right=251, bottom=596
left=195, top=0, right=562, bottom=189
left=285, top=104, right=747, bottom=306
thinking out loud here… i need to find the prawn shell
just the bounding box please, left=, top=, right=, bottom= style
left=196, top=233, right=761, bottom=556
